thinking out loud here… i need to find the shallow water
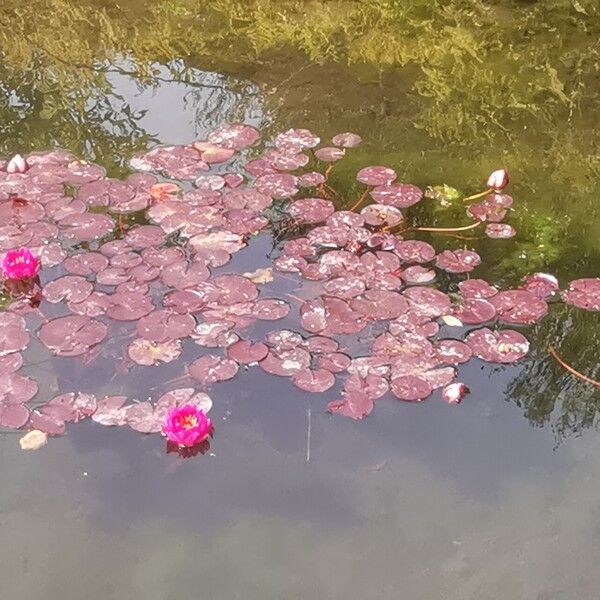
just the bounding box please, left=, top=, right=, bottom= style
left=1, top=2, right=600, bottom=598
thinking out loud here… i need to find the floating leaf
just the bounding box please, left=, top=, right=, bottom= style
left=485, top=223, right=516, bottom=239
left=370, top=183, right=423, bottom=208
left=390, top=374, right=433, bottom=402
left=489, top=290, right=548, bottom=324
left=356, top=166, right=397, bottom=186
left=332, top=132, right=362, bottom=148
left=314, top=147, right=345, bottom=162
left=207, top=123, right=260, bottom=149
left=188, top=354, right=239, bottom=384
left=92, top=396, right=128, bottom=426
left=0, top=312, right=29, bottom=356
left=435, top=249, right=481, bottom=274
left=288, top=198, right=335, bottom=224
left=465, top=328, right=530, bottom=363
left=327, top=392, right=373, bottom=420
left=128, top=338, right=182, bottom=366
left=562, top=278, right=600, bottom=311
left=227, top=340, right=269, bottom=364
left=292, top=368, right=335, bottom=392
left=38, top=315, right=107, bottom=356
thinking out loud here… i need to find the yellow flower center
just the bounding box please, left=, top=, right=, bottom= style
left=177, top=414, right=198, bottom=429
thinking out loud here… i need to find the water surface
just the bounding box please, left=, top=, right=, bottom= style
left=1, top=2, right=600, bottom=598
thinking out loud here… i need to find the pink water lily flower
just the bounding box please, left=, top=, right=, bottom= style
left=6, top=154, right=29, bottom=174
left=2, top=247, right=40, bottom=280
left=486, top=168, right=509, bottom=192
left=162, top=404, right=213, bottom=447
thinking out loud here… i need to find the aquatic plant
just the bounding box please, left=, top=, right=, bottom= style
left=163, top=404, right=213, bottom=448
left=0, top=123, right=597, bottom=454
left=2, top=247, right=40, bottom=281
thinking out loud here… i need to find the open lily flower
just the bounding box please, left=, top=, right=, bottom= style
left=2, top=247, right=40, bottom=281
left=162, top=404, right=213, bottom=448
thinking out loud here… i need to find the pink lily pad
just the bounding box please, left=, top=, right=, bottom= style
left=454, top=298, right=497, bottom=324
left=356, top=166, right=397, bottom=186
left=292, top=368, right=335, bottom=392
left=64, top=252, right=109, bottom=275
left=434, top=339, right=473, bottom=365
left=316, top=352, right=351, bottom=374
left=0, top=312, right=29, bottom=356
left=92, top=395, right=128, bottom=426
left=562, top=278, right=600, bottom=311
left=314, top=147, right=345, bottom=162
left=38, top=315, right=107, bottom=356
left=489, top=290, right=548, bottom=324
left=370, top=183, right=423, bottom=208
left=207, top=123, right=260, bottom=149
left=299, top=172, right=325, bottom=187
left=106, top=292, right=154, bottom=321
left=401, top=265, right=436, bottom=284
left=255, top=173, right=299, bottom=199
left=60, top=213, right=114, bottom=241
left=0, top=372, right=38, bottom=404
left=328, top=391, right=373, bottom=419
left=390, top=374, right=433, bottom=402
left=259, top=347, right=311, bottom=377
left=436, top=249, right=481, bottom=274
left=227, top=340, right=269, bottom=364
left=403, top=287, right=451, bottom=317
left=275, top=128, right=320, bottom=149
left=191, top=142, right=236, bottom=164
left=332, top=132, right=362, bottom=148
left=395, top=240, right=436, bottom=263
left=43, top=276, right=93, bottom=304
left=465, top=328, right=530, bottom=363
left=458, top=279, right=498, bottom=299
left=288, top=198, right=335, bottom=224
left=128, top=338, right=182, bottom=366
left=188, top=354, right=239, bottom=384
left=360, top=204, right=403, bottom=227
left=136, top=310, right=196, bottom=342
left=344, top=373, right=389, bottom=400
left=521, top=273, right=559, bottom=299
left=485, top=223, right=516, bottom=239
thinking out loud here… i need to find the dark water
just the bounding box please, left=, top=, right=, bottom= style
left=1, top=2, right=600, bottom=598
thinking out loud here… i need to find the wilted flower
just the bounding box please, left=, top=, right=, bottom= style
left=162, top=404, right=213, bottom=448
left=441, top=382, right=468, bottom=404
left=2, top=248, right=40, bottom=280
left=486, top=168, right=509, bottom=192
left=6, top=154, right=29, bottom=174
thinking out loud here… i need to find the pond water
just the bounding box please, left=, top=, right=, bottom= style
left=1, top=2, right=600, bottom=598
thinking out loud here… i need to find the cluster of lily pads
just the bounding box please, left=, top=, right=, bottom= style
left=0, top=124, right=598, bottom=452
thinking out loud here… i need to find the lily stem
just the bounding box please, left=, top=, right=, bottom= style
left=548, top=346, right=600, bottom=388
left=350, top=189, right=369, bottom=212
left=463, top=188, right=492, bottom=202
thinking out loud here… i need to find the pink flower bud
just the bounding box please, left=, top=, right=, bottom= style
left=2, top=247, right=40, bottom=281
left=6, top=154, right=29, bottom=174
left=486, top=168, right=509, bottom=192
left=162, top=404, right=213, bottom=448
left=441, top=382, right=468, bottom=404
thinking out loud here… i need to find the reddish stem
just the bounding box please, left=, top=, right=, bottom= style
left=548, top=345, right=600, bottom=388
left=350, top=189, right=369, bottom=212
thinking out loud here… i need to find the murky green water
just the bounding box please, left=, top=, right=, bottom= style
left=1, top=2, right=600, bottom=598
